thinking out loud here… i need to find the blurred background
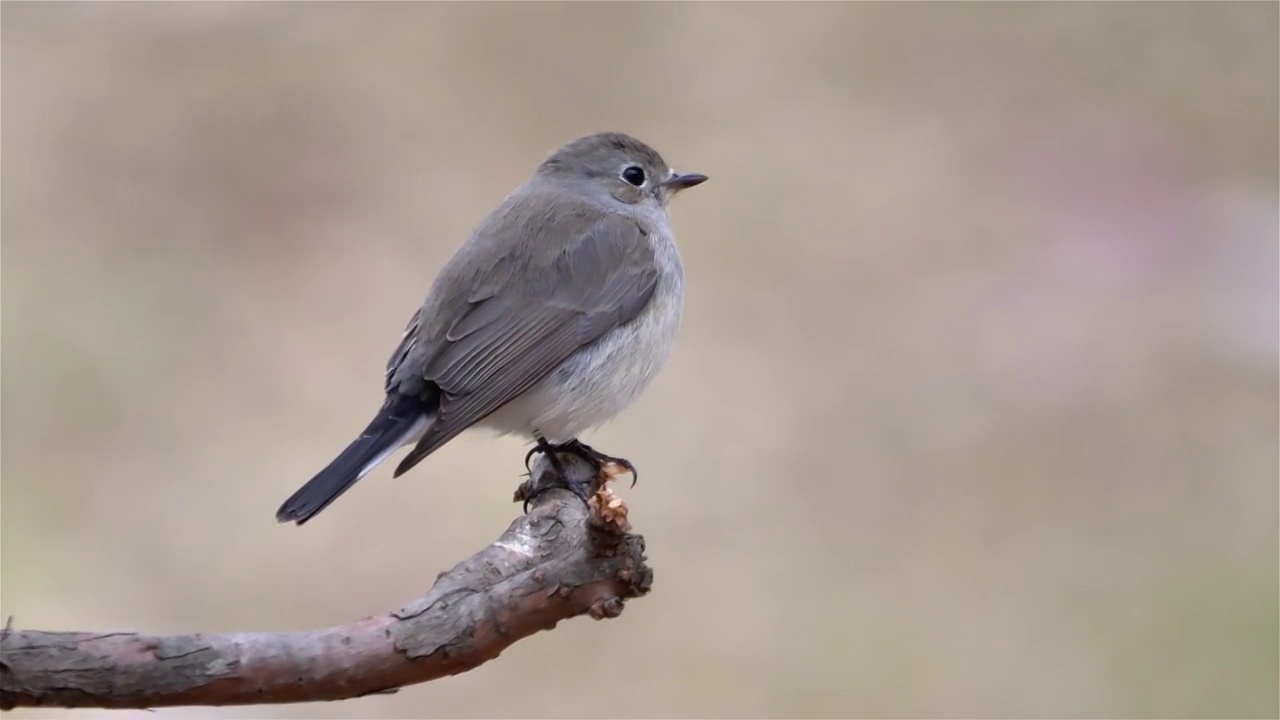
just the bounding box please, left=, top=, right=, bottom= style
left=2, top=3, right=1277, bottom=718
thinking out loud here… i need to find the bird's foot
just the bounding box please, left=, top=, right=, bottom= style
left=518, top=438, right=637, bottom=514
left=518, top=437, right=592, bottom=512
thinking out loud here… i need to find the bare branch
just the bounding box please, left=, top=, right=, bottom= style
left=0, top=455, right=652, bottom=710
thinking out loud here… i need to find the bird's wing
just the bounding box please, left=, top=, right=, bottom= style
left=384, top=310, right=421, bottom=394
left=392, top=212, right=659, bottom=475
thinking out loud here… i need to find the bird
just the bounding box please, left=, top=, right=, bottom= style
left=275, top=132, right=706, bottom=525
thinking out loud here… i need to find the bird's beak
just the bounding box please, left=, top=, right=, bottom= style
left=663, top=171, right=708, bottom=192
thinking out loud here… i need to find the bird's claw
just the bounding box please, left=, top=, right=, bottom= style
left=606, top=457, right=640, bottom=488
left=523, top=444, right=540, bottom=473
left=518, top=437, right=637, bottom=514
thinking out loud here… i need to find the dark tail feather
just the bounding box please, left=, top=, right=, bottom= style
left=276, top=395, right=431, bottom=526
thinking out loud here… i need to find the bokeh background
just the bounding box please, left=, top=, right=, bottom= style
left=2, top=3, right=1277, bottom=718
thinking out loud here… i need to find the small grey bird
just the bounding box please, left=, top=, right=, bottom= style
left=276, top=132, right=706, bottom=525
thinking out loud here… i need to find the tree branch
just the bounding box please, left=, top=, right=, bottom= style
left=0, top=455, right=652, bottom=710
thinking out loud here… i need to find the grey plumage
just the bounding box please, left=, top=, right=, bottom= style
left=276, top=131, right=705, bottom=525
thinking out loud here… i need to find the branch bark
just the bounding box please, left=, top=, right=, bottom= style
left=0, top=455, right=652, bottom=710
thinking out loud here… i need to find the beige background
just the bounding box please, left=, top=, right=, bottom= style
left=2, top=3, right=1277, bottom=718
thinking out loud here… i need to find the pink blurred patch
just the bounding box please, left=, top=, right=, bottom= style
left=1004, top=108, right=1204, bottom=290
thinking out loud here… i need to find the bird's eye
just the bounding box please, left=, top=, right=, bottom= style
left=621, top=166, right=646, bottom=187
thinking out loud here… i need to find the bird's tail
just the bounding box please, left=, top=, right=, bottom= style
left=276, top=395, right=432, bottom=526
